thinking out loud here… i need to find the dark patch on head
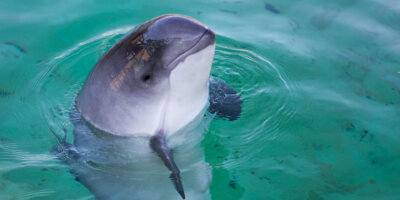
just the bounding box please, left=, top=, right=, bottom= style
left=264, top=2, right=280, bottom=14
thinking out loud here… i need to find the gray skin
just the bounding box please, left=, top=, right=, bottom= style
left=60, top=15, right=242, bottom=200
left=76, top=15, right=216, bottom=199
left=77, top=15, right=216, bottom=136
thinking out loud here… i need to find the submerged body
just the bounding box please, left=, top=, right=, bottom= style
left=60, top=15, right=242, bottom=200
left=68, top=106, right=212, bottom=200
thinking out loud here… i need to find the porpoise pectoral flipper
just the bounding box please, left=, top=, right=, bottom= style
left=209, top=78, right=243, bottom=121
left=150, top=130, right=185, bottom=199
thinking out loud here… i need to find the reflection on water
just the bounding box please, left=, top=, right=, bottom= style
left=58, top=107, right=212, bottom=200
left=0, top=0, right=400, bottom=199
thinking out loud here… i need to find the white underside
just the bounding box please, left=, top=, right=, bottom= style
left=109, top=44, right=215, bottom=136
left=162, top=44, right=215, bottom=136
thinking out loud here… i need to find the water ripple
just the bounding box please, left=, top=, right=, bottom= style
left=208, top=36, right=298, bottom=169
left=30, top=26, right=299, bottom=197
left=33, top=27, right=132, bottom=139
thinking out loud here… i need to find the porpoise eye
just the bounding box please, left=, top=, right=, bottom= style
left=141, top=74, right=152, bottom=83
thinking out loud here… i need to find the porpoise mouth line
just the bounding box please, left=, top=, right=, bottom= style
left=166, top=29, right=212, bottom=69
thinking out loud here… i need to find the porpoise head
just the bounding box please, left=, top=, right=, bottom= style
left=75, top=14, right=216, bottom=199
left=77, top=14, right=216, bottom=136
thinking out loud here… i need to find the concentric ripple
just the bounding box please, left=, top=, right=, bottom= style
left=32, top=28, right=298, bottom=199
left=205, top=35, right=297, bottom=169
left=34, top=27, right=133, bottom=140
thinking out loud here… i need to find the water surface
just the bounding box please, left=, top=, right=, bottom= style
left=1, top=0, right=400, bottom=199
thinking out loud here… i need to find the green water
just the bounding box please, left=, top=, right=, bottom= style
left=1, top=0, right=400, bottom=199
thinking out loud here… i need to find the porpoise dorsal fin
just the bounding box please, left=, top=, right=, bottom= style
left=150, top=130, right=185, bottom=199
